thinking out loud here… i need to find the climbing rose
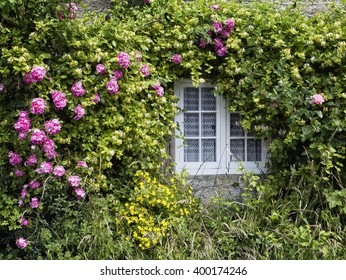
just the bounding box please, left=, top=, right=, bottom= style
left=30, top=129, right=47, bottom=145
left=96, top=64, right=106, bottom=74
left=74, top=188, right=86, bottom=200
left=15, top=170, right=23, bottom=177
left=77, top=161, right=88, bottom=168
left=53, top=165, right=66, bottom=177
left=117, top=52, right=130, bottom=69
left=37, top=161, right=53, bottom=174
left=21, top=217, right=29, bottom=227
left=224, top=18, right=235, bottom=31
left=140, top=64, right=150, bottom=77
left=199, top=38, right=209, bottom=48
left=152, top=84, right=164, bottom=97
left=31, top=66, right=46, bottom=82
left=71, top=81, right=86, bottom=97
left=144, top=0, right=151, bottom=3
left=172, top=54, right=182, bottom=64
left=24, top=72, right=34, bottom=84
left=215, top=46, right=228, bottom=57
left=43, top=139, right=57, bottom=159
left=74, top=104, right=85, bottom=120
left=0, top=83, right=4, bottom=92
left=45, top=119, right=61, bottom=135
left=112, top=70, right=123, bottom=80
left=68, top=175, right=81, bottom=187
left=14, top=111, right=31, bottom=133
left=211, top=4, right=220, bottom=10
left=106, top=79, right=119, bottom=94
left=69, top=1, right=79, bottom=13
left=16, top=237, right=28, bottom=249
left=51, top=90, right=67, bottom=110
left=9, top=151, right=22, bottom=166
left=92, top=93, right=100, bottom=103
left=30, top=197, right=40, bottom=209
left=30, top=98, right=46, bottom=114
left=26, top=154, right=37, bottom=166
left=29, top=181, right=40, bottom=189
left=21, top=188, right=28, bottom=199
left=310, top=94, right=324, bottom=105
left=221, top=29, right=230, bottom=38
left=212, top=21, right=223, bottom=34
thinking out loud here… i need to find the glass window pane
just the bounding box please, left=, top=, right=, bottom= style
left=184, top=87, right=199, bottom=111
left=201, top=113, right=216, bottom=137
left=201, top=87, right=216, bottom=111
left=230, top=139, right=245, bottom=162
left=247, top=139, right=262, bottom=161
left=230, top=113, right=244, bottom=137
left=184, top=113, right=199, bottom=137
left=184, top=139, right=199, bottom=162
left=202, top=139, right=216, bottom=162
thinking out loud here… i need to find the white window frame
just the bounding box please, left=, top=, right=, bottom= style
left=174, top=79, right=267, bottom=175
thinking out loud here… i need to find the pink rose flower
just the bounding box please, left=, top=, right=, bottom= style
left=224, top=18, right=235, bottom=32
left=310, top=94, right=324, bottom=105
left=29, top=180, right=40, bottom=189
left=30, top=98, right=46, bottom=114
left=68, top=175, right=81, bottom=187
left=96, top=64, right=106, bottom=74
left=26, top=154, right=38, bottom=166
left=77, top=161, right=88, bottom=168
left=9, top=151, right=23, bottom=166
left=112, top=70, right=123, bottom=80
left=106, top=79, right=119, bottom=94
left=31, top=66, right=46, bottom=83
left=212, top=21, right=223, bottom=34
left=152, top=84, right=164, bottom=97
left=30, top=129, right=47, bottom=145
left=21, top=188, right=28, bottom=199
left=30, top=197, right=40, bottom=209
left=51, top=90, right=67, bottom=110
left=199, top=38, right=209, bottom=48
left=45, top=119, right=61, bottom=135
left=74, top=104, right=85, bottom=120
left=53, top=165, right=66, bottom=177
left=14, top=111, right=31, bottom=133
left=140, top=64, right=150, bottom=77
left=43, top=139, right=57, bottom=159
left=0, top=83, right=4, bottom=92
left=37, top=161, right=53, bottom=174
left=69, top=2, right=79, bottom=13
left=172, top=54, right=182, bottom=64
left=21, top=217, right=29, bottom=227
left=74, top=188, right=86, bottom=200
left=71, top=81, right=86, bottom=97
left=15, top=170, right=23, bottom=177
left=24, top=72, right=34, bottom=85
left=117, top=52, right=131, bottom=69
left=211, top=5, right=220, bottom=10
left=16, top=237, right=28, bottom=249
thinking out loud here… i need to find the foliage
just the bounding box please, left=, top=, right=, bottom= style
left=0, top=0, right=345, bottom=259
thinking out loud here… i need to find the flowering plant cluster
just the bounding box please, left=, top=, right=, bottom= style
left=117, top=171, right=195, bottom=249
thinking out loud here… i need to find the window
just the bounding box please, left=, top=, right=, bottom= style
left=174, top=79, right=266, bottom=175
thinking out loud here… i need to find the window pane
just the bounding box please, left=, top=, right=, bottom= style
left=230, top=113, right=244, bottom=137
left=201, top=113, right=216, bottom=137
left=230, top=139, right=245, bottom=162
left=184, top=113, right=199, bottom=137
left=247, top=139, right=262, bottom=161
left=184, top=87, right=199, bottom=111
left=201, top=87, right=216, bottom=111
left=202, top=139, right=216, bottom=162
left=184, top=139, right=199, bottom=162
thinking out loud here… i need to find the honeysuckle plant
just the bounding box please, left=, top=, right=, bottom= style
left=0, top=0, right=345, bottom=257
